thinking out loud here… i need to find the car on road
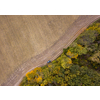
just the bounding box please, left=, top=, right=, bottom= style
left=47, top=60, right=51, bottom=63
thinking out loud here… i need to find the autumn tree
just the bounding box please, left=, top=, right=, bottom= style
left=86, top=22, right=100, bottom=34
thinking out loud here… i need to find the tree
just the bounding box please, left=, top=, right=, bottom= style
left=87, top=43, right=98, bottom=52
left=69, top=43, right=87, bottom=55
left=35, top=76, right=42, bottom=83
left=86, top=22, right=100, bottom=34
left=60, top=55, right=72, bottom=69
left=89, top=50, right=100, bottom=63
left=53, top=75, right=65, bottom=86
left=75, top=30, right=96, bottom=46
left=66, top=49, right=78, bottom=59
left=26, top=70, right=35, bottom=81
left=52, top=66, right=61, bottom=74
left=42, top=67, right=51, bottom=79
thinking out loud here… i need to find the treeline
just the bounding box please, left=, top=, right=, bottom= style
left=20, top=20, right=100, bottom=86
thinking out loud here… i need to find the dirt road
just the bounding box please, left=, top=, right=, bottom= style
left=1, top=15, right=100, bottom=86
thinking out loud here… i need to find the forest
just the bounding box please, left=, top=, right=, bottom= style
left=20, top=19, right=100, bottom=86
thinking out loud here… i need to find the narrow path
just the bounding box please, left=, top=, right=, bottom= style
left=2, top=15, right=100, bottom=86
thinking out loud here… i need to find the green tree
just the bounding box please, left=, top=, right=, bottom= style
left=69, top=43, right=87, bottom=55
left=86, top=22, right=100, bottom=34
left=42, top=67, right=51, bottom=79
left=75, top=30, right=96, bottom=46
left=60, top=55, right=72, bottom=69
left=89, top=50, right=100, bottom=63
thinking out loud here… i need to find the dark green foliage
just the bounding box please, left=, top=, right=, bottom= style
left=89, top=50, right=100, bottom=64
left=69, top=42, right=87, bottom=55
left=42, top=67, right=51, bottom=79
left=87, top=43, right=98, bottom=52
left=68, top=65, right=100, bottom=86
left=75, top=30, right=96, bottom=46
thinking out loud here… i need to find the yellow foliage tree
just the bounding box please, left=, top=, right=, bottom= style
left=61, top=56, right=72, bottom=69
left=66, top=49, right=78, bottom=59
left=41, top=79, right=48, bottom=86
left=26, top=67, right=42, bottom=81
left=69, top=43, right=87, bottom=55
left=86, top=23, right=100, bottom=34
left=35, top=76, right=42, bottom=83
left=26, top=70, right=34, bottom=81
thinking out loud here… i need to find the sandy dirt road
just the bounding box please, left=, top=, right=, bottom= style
left=1, top=15, right=100, bottom=86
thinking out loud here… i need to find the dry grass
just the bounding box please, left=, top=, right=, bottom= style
left=0, top=15, right=79, bottom=85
